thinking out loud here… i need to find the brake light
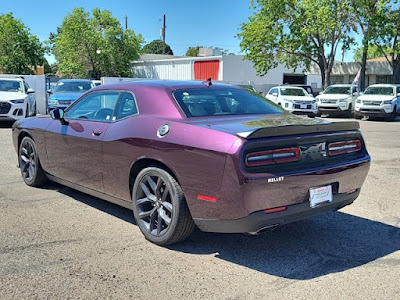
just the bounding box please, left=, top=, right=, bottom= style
left=264, top=206, right=287, bottom=213
left=328, top=140, right=361, bottom=156
left=245, top=147, right=300, bottom=167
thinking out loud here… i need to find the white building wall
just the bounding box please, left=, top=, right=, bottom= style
left=132, top=60, right=193, bottom=80
left=306, top=74, right=322, bottom=89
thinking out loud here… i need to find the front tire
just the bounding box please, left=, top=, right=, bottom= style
left=132, top=167, right=195, bottom=246
left=387, top=106, right=397, bottom=121
left=345, top=104, right=353, bottom=118
left=19, top=137, right=47, bottom=186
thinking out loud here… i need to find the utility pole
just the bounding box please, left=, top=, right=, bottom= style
left=162, top=14, right=166, bottom=54
left=125, top=15, right=128, bottom=31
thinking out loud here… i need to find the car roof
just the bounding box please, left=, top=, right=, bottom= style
left=328, top=84, right=356, bottom=87
left=0, top=77, right=23, bottom=82
left=367, top=84, right=400, bottom=87
left=93, top=80, right=239, bottom=91
left=57, top=79, right=93, bottom=83
left=274, top=86, right=304, bottom=90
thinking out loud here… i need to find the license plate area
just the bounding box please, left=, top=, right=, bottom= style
left=301, top=104, right=307, bottom=109
left=309, top=185, right=333, bottom=208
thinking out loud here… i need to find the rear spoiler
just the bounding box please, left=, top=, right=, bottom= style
left=238, top=121, right=360, bottom=139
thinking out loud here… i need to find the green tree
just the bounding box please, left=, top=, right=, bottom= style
left=186, top=46, right=203, bottom=57
left=48, top=8, right=143, bottom=79
left=374, top=8, right=400, bottom=83
left=353, top=45, right=392, bottom=62
left=0, top=13, right=44, bottom=74
left=351, top=0, right=392, bottom=90
left=142, top=40, right=173, bottom=55
left=238, top=0, right=355, bottom=88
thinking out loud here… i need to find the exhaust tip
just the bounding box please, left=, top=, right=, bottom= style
left=247, top=224, right=279, bottom=235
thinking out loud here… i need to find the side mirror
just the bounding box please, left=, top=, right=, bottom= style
left=50, top=108, right=68, bottom=125
left=397, top=93, right=400, bottom=96
left=27, top=88, right=35, bottom=94
left=47, top=89, right=52, bottom=94
left=352, top=92, right=358, bottom=96
left=359, top=92, right=364, bottom=95
left=272, top=92, right=278, bottom=97
left=318, top=91, right=323, bottom=95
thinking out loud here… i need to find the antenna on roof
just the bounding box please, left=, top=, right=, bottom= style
left=202, top=78, right=212, bottom=87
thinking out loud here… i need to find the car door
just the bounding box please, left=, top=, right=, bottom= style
left=45, top=90, right=120, bottom=192
left=266, top=88, right=278, bottom=103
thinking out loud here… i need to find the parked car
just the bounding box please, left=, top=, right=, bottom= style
left=0, top=77, right=36, bottom=122
left=265, top=86, right=317, bottom=117
left=293, top=84, right=319, bottom=97
left=355, top=84, right=400, bottom=121
left=48, top=79, right=95, bottom=112
left=316, top=84, right=360, bottom=117
left=12, top=80, right=370, bottom=245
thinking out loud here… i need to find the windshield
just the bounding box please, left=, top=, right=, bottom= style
left=0, top=80, right=23, bottom=92
left=364, top=87, right=395, bottom=96
left=174, top=88, right=283, bottom=117
left=280, top=88, right=307, bottom=96
left=324, top=86, right=351, bottom=94
left=54, top=81, right=92, bottom=93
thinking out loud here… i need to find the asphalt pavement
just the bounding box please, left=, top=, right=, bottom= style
left=0, top=117, right=399, bottom=300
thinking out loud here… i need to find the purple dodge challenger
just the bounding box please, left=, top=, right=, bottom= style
left=12, top=80, right=370, bottom=245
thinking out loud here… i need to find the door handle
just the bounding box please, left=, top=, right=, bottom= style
left=92, top=130, right=102, bottom=136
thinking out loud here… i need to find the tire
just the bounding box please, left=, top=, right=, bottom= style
left=132, top=167, right=195, bottom=246
left=19, top=137, right=47, bottom=186
left=387, top=106, right=397, bottom=121
left=354, top=113, right=362, bottom=120
left=316, top=110, right=322, bottom=117
left=25, top=104, right=29, bottom=118
left=308, top=113, right=316, bottom=118
left=345, top=104, right=353, bottom=118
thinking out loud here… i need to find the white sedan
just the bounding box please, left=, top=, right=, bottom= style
left=265, top=86, right=317, bottom=117
left=0, top=77, right=36, bottom=122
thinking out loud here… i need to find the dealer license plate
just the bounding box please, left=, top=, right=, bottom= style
left=309, top=185, right=333, bottom=207
left=301, top=104, right=307, bottom=109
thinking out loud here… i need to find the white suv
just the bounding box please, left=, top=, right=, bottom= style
left=265, top=86, right=317, bottom=117
left=316, top=84, right=360, bottom=117
left=355, top=84, right=400, bottom=121
left=0, top=77, right=36, bottom=121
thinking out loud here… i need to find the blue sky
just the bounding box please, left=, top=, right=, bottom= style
left=2, top=0, right=357, bottom=64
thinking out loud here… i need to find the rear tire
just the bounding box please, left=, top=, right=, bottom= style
left=132, top=167, right=195, bottom=246
left=19, top=137, right=47, bottom=186
left=316, top=110, right=322, bottom=117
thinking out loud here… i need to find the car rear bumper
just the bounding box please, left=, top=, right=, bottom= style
left=194, top=189, right=358, bottom=233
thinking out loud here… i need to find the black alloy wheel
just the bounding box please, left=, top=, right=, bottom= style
left=19, top=137, right=47, bottom=186
left=132, top=167, right=195, bottom=245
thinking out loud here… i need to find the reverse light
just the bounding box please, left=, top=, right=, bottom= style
left=328, top=140, right=361, bottom=156
left=245, top=147, right=301, bottom=167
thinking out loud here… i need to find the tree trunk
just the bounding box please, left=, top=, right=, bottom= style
left=324, top=69, right=331, bottom=89
left=360, top=42, right=368, bottom=91
left=318, top=63, right=326, bottom=90
left=393, top=60, right=400, bottom=83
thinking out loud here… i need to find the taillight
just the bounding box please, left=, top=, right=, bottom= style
left=245, top=147, right=300, bottom=167
left=328, top=140, right=361, bottom=156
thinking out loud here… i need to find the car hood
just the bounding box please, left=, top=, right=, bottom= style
left=357, top=95, right=395, bottom=101
left=317, top=94, right=351, bottom=99
left=0, top=91, right=26, bottom=101
left=281, top=96, right=315, bottom=101
left=50, top=92, right=84, bottom=101
left=184, top=113, right=359, bottom=139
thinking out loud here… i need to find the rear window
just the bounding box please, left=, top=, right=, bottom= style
left=173, top=88, right=282, bottom=117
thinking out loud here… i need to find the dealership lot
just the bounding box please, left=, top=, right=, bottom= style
left=0, top=118, right=399, bottom=300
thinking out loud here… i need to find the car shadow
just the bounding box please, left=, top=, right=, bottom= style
left=48, top=182, right=399, bottom=280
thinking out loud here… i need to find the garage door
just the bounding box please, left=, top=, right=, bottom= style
left=194, top=60, right=220, bottom=80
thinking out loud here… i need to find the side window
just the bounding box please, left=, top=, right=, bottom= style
left=65, top=91, right=120, bottom=122
left=397, top=87, right=400, bottom=94
left=24, top=82, right=30, bottom=93
left=114, top=92, right=138, bottom=120
left=270, top=88, right=278, bottom=95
